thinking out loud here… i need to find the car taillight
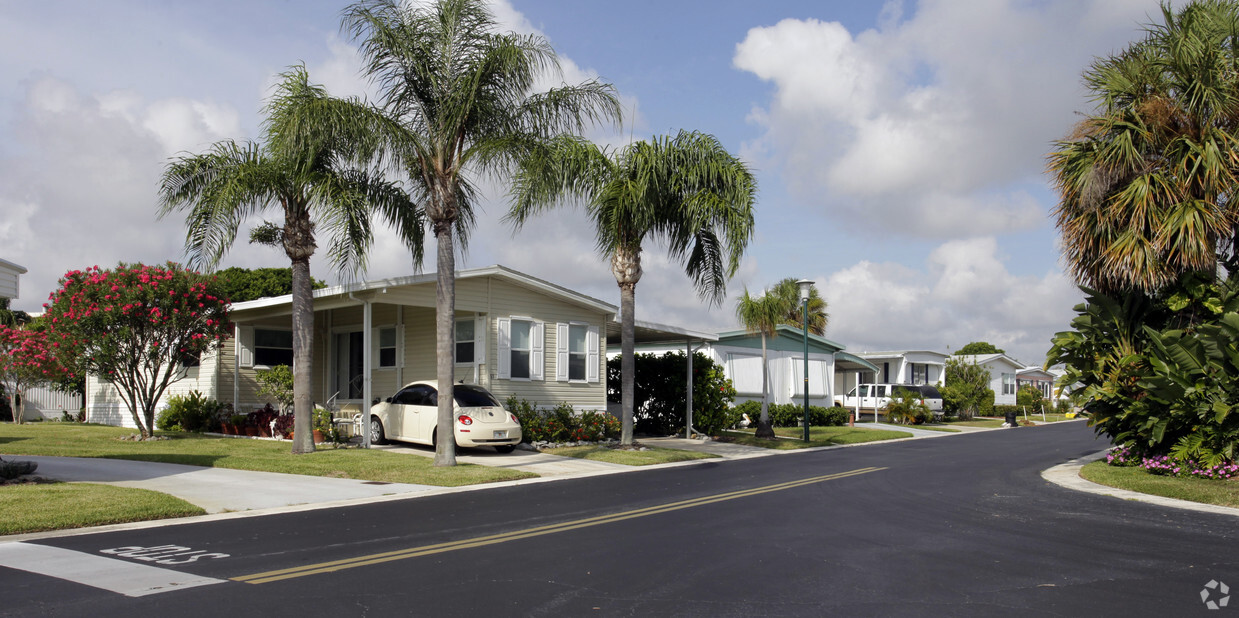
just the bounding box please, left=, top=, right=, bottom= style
left=509, top=413, right=519, bottom=423
left=457, top=415, right=473, bottom=426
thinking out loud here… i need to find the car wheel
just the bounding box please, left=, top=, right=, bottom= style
left=494, top=444, right=516, bottom=454
left=369, top=416, right=387, bottom=445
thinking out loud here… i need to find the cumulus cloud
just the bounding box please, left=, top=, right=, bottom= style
left=822, top=236, right=1083, bottom=366
left=733, top=0, right=1155, bottom=239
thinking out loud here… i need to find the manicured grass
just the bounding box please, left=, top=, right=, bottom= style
left=542, top=445, right=717, bottom=465
left=0, top=423, right=534, bottom=486
left=943, top=418, right=1005, bottom=428
left=914, top=425, right=961, bottom=433
left=0, top=482, right=205, bottom=535
left=719, top=426, right=912, bottom=449
left=1080, top=461, right=1239, bottom=508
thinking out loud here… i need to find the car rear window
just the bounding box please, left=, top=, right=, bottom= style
left=917, top=386, right=942, bottom=398
left=452, top=384, right=502, bottom=408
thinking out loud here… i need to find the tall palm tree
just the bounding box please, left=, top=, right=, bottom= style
left=342, top=0, right=621, bottom=466
left=508, top=130, right=757, bottom=445
left=1048, top=0, right=1239, bottom=294
left=159, top=65, right=422, bottom=454
left=770, top=277, right=828, bottom=335
left=735, top=287, right=792, bottom=439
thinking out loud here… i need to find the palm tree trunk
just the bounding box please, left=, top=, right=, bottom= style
left=290, top=255, right=315, bottom=454
left=613, top=245, right=642, bottom=446
left=433, top=217, right=457, bottom=467
left=755, top=332, right=775, bottom=438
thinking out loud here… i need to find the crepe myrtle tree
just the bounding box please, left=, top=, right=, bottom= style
left=0, top=325, right=68, bottom=424
left=42, top=263, right=231, bottom=439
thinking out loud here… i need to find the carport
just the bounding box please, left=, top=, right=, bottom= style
left=604, top=317, right=719, bottom=436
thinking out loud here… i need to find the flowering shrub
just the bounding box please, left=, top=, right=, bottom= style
left=42, top=263, right=231, bottom=438
left=0, top=326, right=69, bottom=424
left=506, top=397, right=620, bottom=444
left=1107, top=444, right=1239, bottom=479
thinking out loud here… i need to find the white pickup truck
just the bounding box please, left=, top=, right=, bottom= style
left=834, top=383, right=943, bottom=413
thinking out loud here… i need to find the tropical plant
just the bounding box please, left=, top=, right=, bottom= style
left=343, top=0, right=621, bottom=465
left=1048, top=0, right=1239, bottom=295
left=159, top=65, right=421, bottom=454
left=770, top=277, right=828, bottom=335
left=510, top=130, right=756, bottom=445
left=41, top=263, right=231, bottom=438
left=884, top=391, right=934, bottom=425
left=255, top=364, right=296, bottom=414
left=734, top=288, right=792, bottom=438
left=1016, top=384, right=1047, bottom=415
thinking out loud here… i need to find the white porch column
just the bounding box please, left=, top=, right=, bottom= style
left=362, top=298, right=373, bottom=448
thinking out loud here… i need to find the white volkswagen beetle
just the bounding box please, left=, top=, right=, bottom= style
left=367, top=381, right=522, bottom=453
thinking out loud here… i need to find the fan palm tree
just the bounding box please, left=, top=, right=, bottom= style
left=735, top=287, right=792, bottom=439
left=342, top=0, right=621, bottom=465
left=770, top=277, right=828, bottom=336
left=508, top=130, right=757, bottom=445
left=1048, top=0, right=1239, bottom=295
left=158, top=65, right=422, bottom=455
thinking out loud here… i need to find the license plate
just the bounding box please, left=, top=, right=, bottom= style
left=493, top=430, right=507, bottom=439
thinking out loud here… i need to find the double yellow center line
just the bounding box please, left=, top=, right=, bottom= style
left=233, top=466, right=886, bottom=585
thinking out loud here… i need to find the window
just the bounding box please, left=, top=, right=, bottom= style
left=497, top=318, right=543, bottom=381
left=378, top=327, right=397, bottom=368
left=393, top=384, right=436, bottom=406
left=254, top=329, right=293, bottom=367
left=911, top=363, right=927, bottom=385
left=179, top=350, right=201, bottom=369
left=1002, top=373, right=1016, bottom=395
left=455, top=319, right=475, bottom=364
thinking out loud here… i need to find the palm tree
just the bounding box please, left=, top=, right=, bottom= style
left=770, top=277, right=828, bottom=335
left=159, top=65, right=422, bottom=454
left=735, top=287, right=792, bottom=439
left=342, top=0, right=621, bottom=466
left=1048, top=1, right=1239, bottom=294
left=508, top=130, right=757, bottom=445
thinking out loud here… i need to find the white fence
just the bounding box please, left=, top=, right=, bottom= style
left=8, top=386, right=83, bottom=420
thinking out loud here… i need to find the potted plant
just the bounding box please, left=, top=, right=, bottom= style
left=313, top=407, right=333, bottom=444
left=250, top=404, right=278, bottom=438
left=273, top=413, right=294, bottom=440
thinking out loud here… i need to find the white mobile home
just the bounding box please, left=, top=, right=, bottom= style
left=951, top=353, right=1028, bottom=406
left=833, top=350, right=948, bottom=396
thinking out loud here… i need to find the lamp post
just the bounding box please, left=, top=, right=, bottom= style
left=797, top=279, right=813, bottom=442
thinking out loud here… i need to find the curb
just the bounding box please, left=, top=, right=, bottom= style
left=1041, top=449, right=1239, bottom=519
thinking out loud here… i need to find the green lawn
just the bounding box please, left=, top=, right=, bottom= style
left=913, top=425, right=961, bottom=433
left=542, top=445, right=717, bottom=465
left=0, top=423, right=535, bottom=486
left=1080, top=461, right=1239, bottom=508
left=0, top=483, right=205, bottom=535
left=943, top=418, right=1005, bottom=428
left=719, top=426, right=912, bottom=449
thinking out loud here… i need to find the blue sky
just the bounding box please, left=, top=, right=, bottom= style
left=0, top=0, right=1171, bottom=365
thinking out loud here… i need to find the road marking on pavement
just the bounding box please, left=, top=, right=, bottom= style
left=0, top=543, right=227, bottom=597
left=234, top=466, right=886, bottom=585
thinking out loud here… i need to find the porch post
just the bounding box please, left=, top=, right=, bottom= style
left=362, top=299, right=372, bottom=449
left=685, top=338, right=693, bottom=438
left=233, top=323, right=240, bottom=414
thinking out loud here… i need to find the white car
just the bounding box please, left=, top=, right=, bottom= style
left=368, top=381, right=522, bottom=453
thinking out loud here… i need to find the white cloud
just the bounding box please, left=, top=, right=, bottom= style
left=733, top=0, right=1155, bottom=238
left=822, top=236, right=1082, bottom=366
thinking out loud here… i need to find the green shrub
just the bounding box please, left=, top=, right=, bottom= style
left=255, top=365, right=295, bottom=413
left=732, top=400, right=762, bottom=426
left=157, top=390, right=225, bottom=432
left=1016, top=385, right=1047, bottom=415
left=978, top=389, right=995, bottom=417
left=737, top=402, right=847, bottom=428
left=505, top=396, right=620, bottom=443
left=606, top=351, right=736, bottom=435
left=1055, top=398, right=1073, bottom=415
left=993, top=404, right=1020, bottom=418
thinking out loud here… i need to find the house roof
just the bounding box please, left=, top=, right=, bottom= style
left=0, top=258, right=27, bottom=274
left=1017, top=366, right=1054, bottom=379
left=952, top=353, right=1026, bottom=370
left=717, top=324, right=848, bottom=353
left=857, top=350, right=950, bottom=361
left=229, top=264, right=715, bottom=345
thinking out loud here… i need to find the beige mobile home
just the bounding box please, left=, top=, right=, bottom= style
left=86, top=265, right=706, bottom=428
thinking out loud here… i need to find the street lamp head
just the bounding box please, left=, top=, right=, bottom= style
left=796, top=279, right=813, bottom=302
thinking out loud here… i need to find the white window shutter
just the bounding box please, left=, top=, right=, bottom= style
left=587, top=325, right=600, bottom=383
left=496, top=318, right=511, bottom=379
left=530, top=321, right=544, bottom=381
left=371, top=327, right=381, bottom=367
left=556, top=323, right=569, bottom=382
left=238, top=325, right=254, bottom=368
left=474, top=316, right=486, bottom=365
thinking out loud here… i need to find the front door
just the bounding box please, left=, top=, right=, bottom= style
left=334, top=331, right=364, bottom=401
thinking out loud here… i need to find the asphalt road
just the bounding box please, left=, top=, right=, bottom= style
left=4, top=422, right=1238, bottom=616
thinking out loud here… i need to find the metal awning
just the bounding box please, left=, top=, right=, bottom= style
left=604, top=317, right=718, bottom=347
left=834, top=351, right=880, bottom=374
